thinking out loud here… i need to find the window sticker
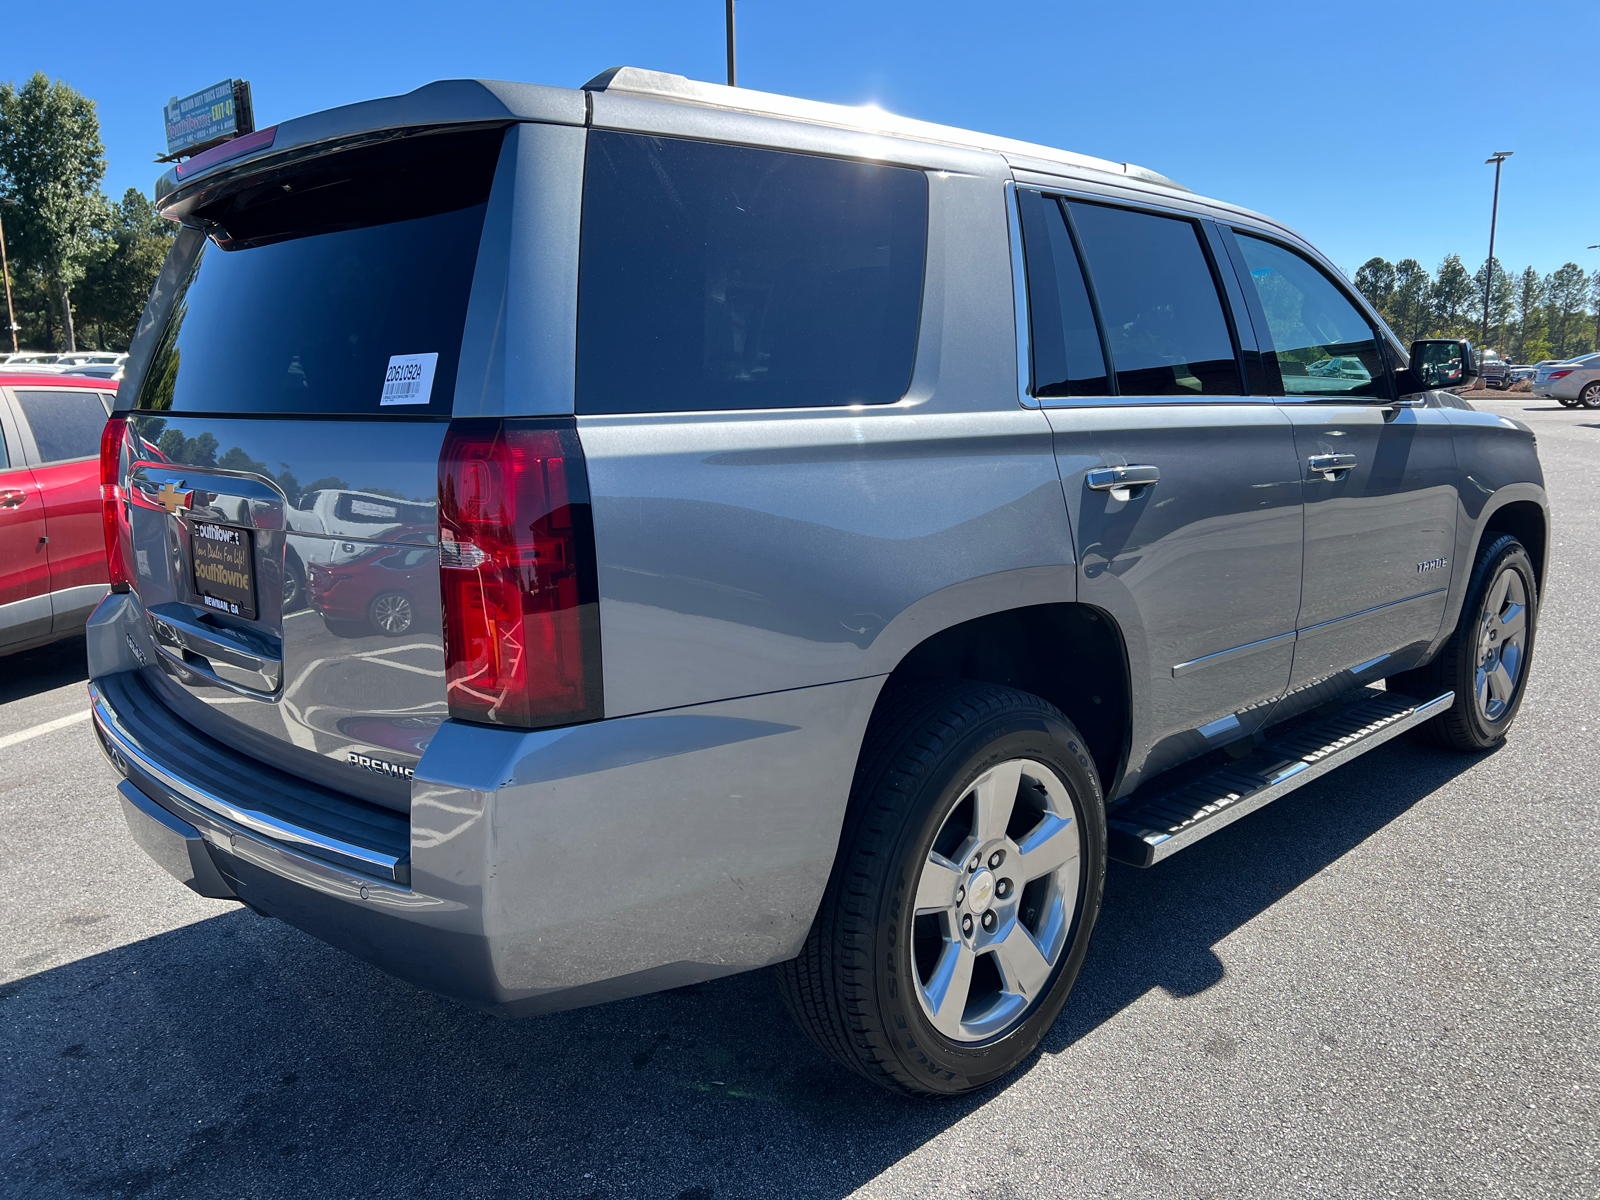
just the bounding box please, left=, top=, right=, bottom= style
left=380, top=352, right=438, bottom=406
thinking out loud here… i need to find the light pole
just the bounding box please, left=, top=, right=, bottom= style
left=1481, top=151, right=1513, bottom=350
left=725, top=0, right=737, bottom=87
left=0, top=197, right=18, bottom=355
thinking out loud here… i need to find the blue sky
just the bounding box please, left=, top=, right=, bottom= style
left=5, top=0, right=1596, bottom=281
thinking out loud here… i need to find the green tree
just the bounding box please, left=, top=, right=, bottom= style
left=1590, top=269, right=1600, bottom=353
left=1544, top=263, right=1589, bottom=358
left=0, top=73, right=109, bottom=352
left=76, top=188, right=173, bottom=349
left=1512, top=266, right=1545, bottom=361
left=1354, top=257, right=1395, bottom=319
left=1430, top=254, right=1476, bottom=336
left=1390, top=258, right=1432, bottom=341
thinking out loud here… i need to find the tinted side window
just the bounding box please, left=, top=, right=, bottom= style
left=15, top=389, right=107, bottom=463
left=1017, top=191, right=1109, bottom=398
left=1067, top=203, right=1240, bottom=397
left=1234, top=234, right=1390, bottom=399
left=577, top=133, right=928, bottom=414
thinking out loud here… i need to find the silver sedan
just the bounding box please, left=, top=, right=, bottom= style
left=1532, top=352, right=1600, bottom=407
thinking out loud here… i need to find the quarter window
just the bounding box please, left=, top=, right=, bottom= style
left=15, top=389, right=108, bottom=463
left=1067, top=203, right=1241, bottom=397
left=1017, top=191, right=1109, bottom=398
left=576, top=133, right=928, bottom=414
left=1234, top=234, right=1390, bottom=399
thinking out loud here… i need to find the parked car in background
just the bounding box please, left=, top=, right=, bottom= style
left=1532, top=353, right=1600, bottom=407
left=0, top=372, right=113, bottom=654
left=308, top=543, right=439, bottom=636
left=1477, top=348, right=1512, bottom=389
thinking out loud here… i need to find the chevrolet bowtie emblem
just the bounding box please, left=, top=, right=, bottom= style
left=156, top=481, right=193, bottom=514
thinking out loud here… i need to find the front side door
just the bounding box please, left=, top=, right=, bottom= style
left=11, top=386, right=111, bottom=629
left=0, top=395, right=52, bottom=647
left=1017, top=191, right=1304, bottom=793
left=1226, top=232, right=1456, bottom=693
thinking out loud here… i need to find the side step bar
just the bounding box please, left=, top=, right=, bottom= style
left=1107, top=688, right=1455, bottom=867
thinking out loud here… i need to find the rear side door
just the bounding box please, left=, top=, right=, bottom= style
left=1016, top=191, right=1305, bottom=792
left=1224, top=231, right=1457, bottom=693
left=10, top=385, right=111, bottom=629
left=0, top=392, right=52, bottom=647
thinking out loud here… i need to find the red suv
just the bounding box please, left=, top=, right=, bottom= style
left=0, top=372, right=114, bottom=654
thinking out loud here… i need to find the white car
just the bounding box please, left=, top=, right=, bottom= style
left=1532, top=353, right=1600, bottom=407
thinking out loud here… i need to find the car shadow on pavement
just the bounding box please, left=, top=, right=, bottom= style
left=0, top=637, right=88, bottom=706
left=1043, top=736, right=1486, bottom=1056
left=1, top=737, right=1484, bottom=1200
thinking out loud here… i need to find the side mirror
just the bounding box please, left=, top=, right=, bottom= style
left=1406, top=338, right=1480, bottom=392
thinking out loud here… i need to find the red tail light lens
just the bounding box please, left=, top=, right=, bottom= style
left=100, top=415, right=133, bottom=592
left=1548, top=370, right=1573, bottom=380
left=438, top=419, right=602, bottom=729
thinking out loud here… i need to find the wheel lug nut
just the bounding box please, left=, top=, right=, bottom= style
left=961, top=914, right=974, bottom=936
left=981, top=911, right=997, bottom=932
left=995, top=878, right=1011, bottom=899
left=988, top=849, right=1005, bottom=869
left=968, top=853, right=982, bottom=872
left=955, top=885, right=965, bottom=905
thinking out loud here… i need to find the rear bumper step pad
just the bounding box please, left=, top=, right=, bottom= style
left=1107, top=688, right=1454, bottom=867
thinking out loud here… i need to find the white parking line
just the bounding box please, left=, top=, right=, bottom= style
left=0, top=709, right=90, bottom=750
left=361, top=657, right=445, bottom=678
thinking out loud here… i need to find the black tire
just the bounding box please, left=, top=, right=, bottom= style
left=282, top=557, right=308, bottom=613
left=1580, top=382, right=1600, bottom=409
left=1391, top=535, right=1538, bottom=751
left=367, top=591, right=414, bottom=637
left=1557, top=395, right=1578, bottom=408
left=776, top=682, right=1107, bottom=1097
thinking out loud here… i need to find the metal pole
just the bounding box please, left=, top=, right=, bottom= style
left=1481, top=152, right=1512, bottom=350
left=0, top=208, right=17, bottom=355
left=726, top=0, right=737, bottom=87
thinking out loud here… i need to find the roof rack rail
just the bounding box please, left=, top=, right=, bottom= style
left=582, top=66, right=1188, bottom=194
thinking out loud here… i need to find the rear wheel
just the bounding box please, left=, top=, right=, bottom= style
left=1580, top=382, right=1600, bottom=409
left=776, top=683, right=1106, bottom=1097
left=1393, top=535, right=1537, bottom=751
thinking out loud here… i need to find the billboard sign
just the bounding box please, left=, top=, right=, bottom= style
left=163, top=80, right=254, bottom=158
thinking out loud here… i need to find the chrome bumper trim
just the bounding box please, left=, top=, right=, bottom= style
left=90, top=679, right=407, bottom=883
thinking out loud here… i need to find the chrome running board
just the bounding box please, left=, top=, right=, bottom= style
left=1107, top=688, right=1455, bottom=868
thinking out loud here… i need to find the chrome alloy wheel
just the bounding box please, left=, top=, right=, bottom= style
left=1475, top=566, right=1528, bottom=722
left=371, top=593, right=414, bottom=636
left=911, top=758, right=1081, bottom=1043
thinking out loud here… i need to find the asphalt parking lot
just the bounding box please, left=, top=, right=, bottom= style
left=3, top=393, right=1596, bottom=1200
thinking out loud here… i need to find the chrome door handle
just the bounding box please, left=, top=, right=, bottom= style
left=0, top=488, right=27, bottom=509
left=1087, top=465, right=1160, bottom=501
left=1307, top=453, right=1357, bottom=481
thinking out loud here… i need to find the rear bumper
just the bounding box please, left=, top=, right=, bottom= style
left=91, top=627, right=881, bottom=1016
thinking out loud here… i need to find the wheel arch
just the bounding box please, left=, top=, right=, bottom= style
left=1479, top=496, right=1548, bottom=593
left=864, top=603, right=1131, bottom=801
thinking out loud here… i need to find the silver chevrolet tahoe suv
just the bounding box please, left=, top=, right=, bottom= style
left=91, top=68, right=1548, bottom=1097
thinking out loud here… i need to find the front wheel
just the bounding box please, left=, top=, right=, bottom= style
left=368, top=591, right=414, bottom=636
left=1580, top=382, right=1600, bottom=409
left=777, top=683, right=1106, bottom=1097
left=1393, top=535, right=1538, bottom=751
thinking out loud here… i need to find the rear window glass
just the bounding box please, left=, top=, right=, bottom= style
left=1067, top=203, right=1241, bottom=397
left=15, top=389, right=107, bottom=462
left=577, top=132, right=928, bottom=414
left=136, top=129, right=503, bottom=416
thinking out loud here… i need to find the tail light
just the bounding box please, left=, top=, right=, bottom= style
left=1548, top=369, right=1573, bottom=380
left=438, top=419, right=602, bottom=729
left=100, top=415, right=133, bottom=592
